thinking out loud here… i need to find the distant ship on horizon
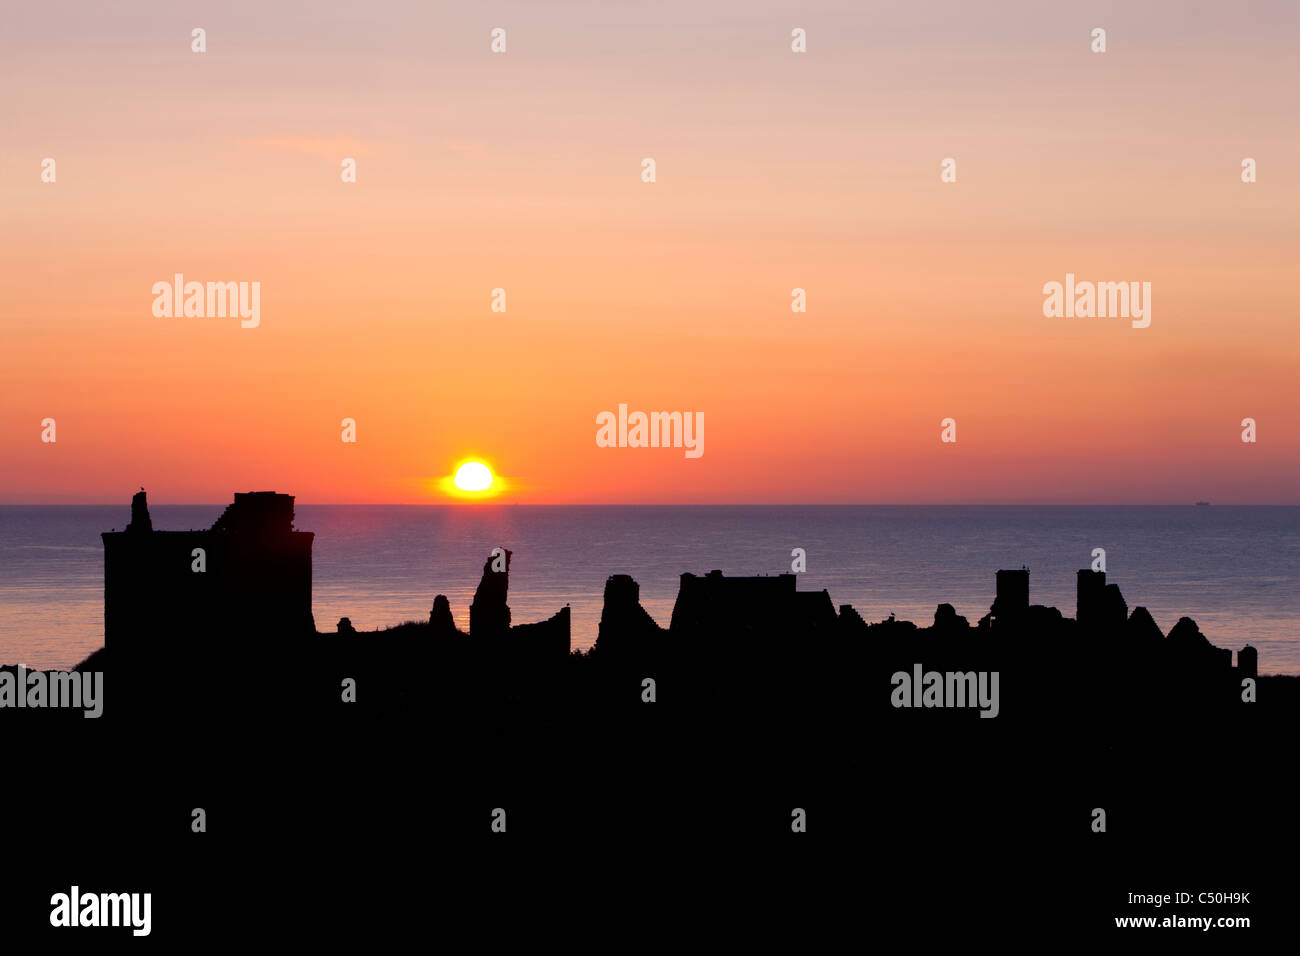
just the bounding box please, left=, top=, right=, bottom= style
left=1196, top=501, right=1211, bottom=506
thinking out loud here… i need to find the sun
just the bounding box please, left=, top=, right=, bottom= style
left=436, top=458, right=508, bottom=500
left=454, top=461, right=493, bottom=492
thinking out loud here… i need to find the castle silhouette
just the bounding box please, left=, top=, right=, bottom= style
left=76, top=489, right=1273, bottom=731
left=103, top=490, right=315, bottom=647
left=7, top=488, right=1293, bottom=932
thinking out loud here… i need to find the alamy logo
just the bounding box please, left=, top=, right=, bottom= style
left=0, top=666, right=102, bottom=718
left=596, top=404, right=704, bottom=458
left=1042, top=273, right=1150, bottom=328
left=890, top=664, right=1000, bottom=718
left=152, top=274, right=260, bottom=328
left=50, top=886, right=151, bottom=936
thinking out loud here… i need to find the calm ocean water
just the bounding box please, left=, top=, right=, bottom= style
left=0, top=505, right=1296, bottom=673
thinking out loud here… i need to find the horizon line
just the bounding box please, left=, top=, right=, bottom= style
left=4, top=501, right=1298, bottom=508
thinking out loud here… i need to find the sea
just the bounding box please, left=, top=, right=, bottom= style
left=1, top=505, right=1296, bottom=674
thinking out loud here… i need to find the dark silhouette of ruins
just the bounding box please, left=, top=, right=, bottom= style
left=102, top=490, right=314, bottom=648
left=69, top=489, right=1282, bottom=730
left=6, top=488, right=1294, bottom=929
left=10, top=489, right=1293, bottom=833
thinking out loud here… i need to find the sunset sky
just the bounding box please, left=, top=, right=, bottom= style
left=2, top=1, right=1297, bottom=504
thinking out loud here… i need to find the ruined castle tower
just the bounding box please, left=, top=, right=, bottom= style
left=102, top=490, right=315, bottom=656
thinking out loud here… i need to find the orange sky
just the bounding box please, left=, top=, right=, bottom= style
left=2, top=1, right=1297, bottom=503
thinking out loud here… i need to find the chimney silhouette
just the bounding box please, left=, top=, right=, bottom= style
left=1077, top=569, right=1106, bottom=629
left=127, top=489, right=152, bottom=533
left=1238, top=645, right=1258, bottom=678
left=993, top=569, right=1029, bottom=620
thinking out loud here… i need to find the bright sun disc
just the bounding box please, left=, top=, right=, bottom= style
left=453, top=461, right=493, bottom=492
